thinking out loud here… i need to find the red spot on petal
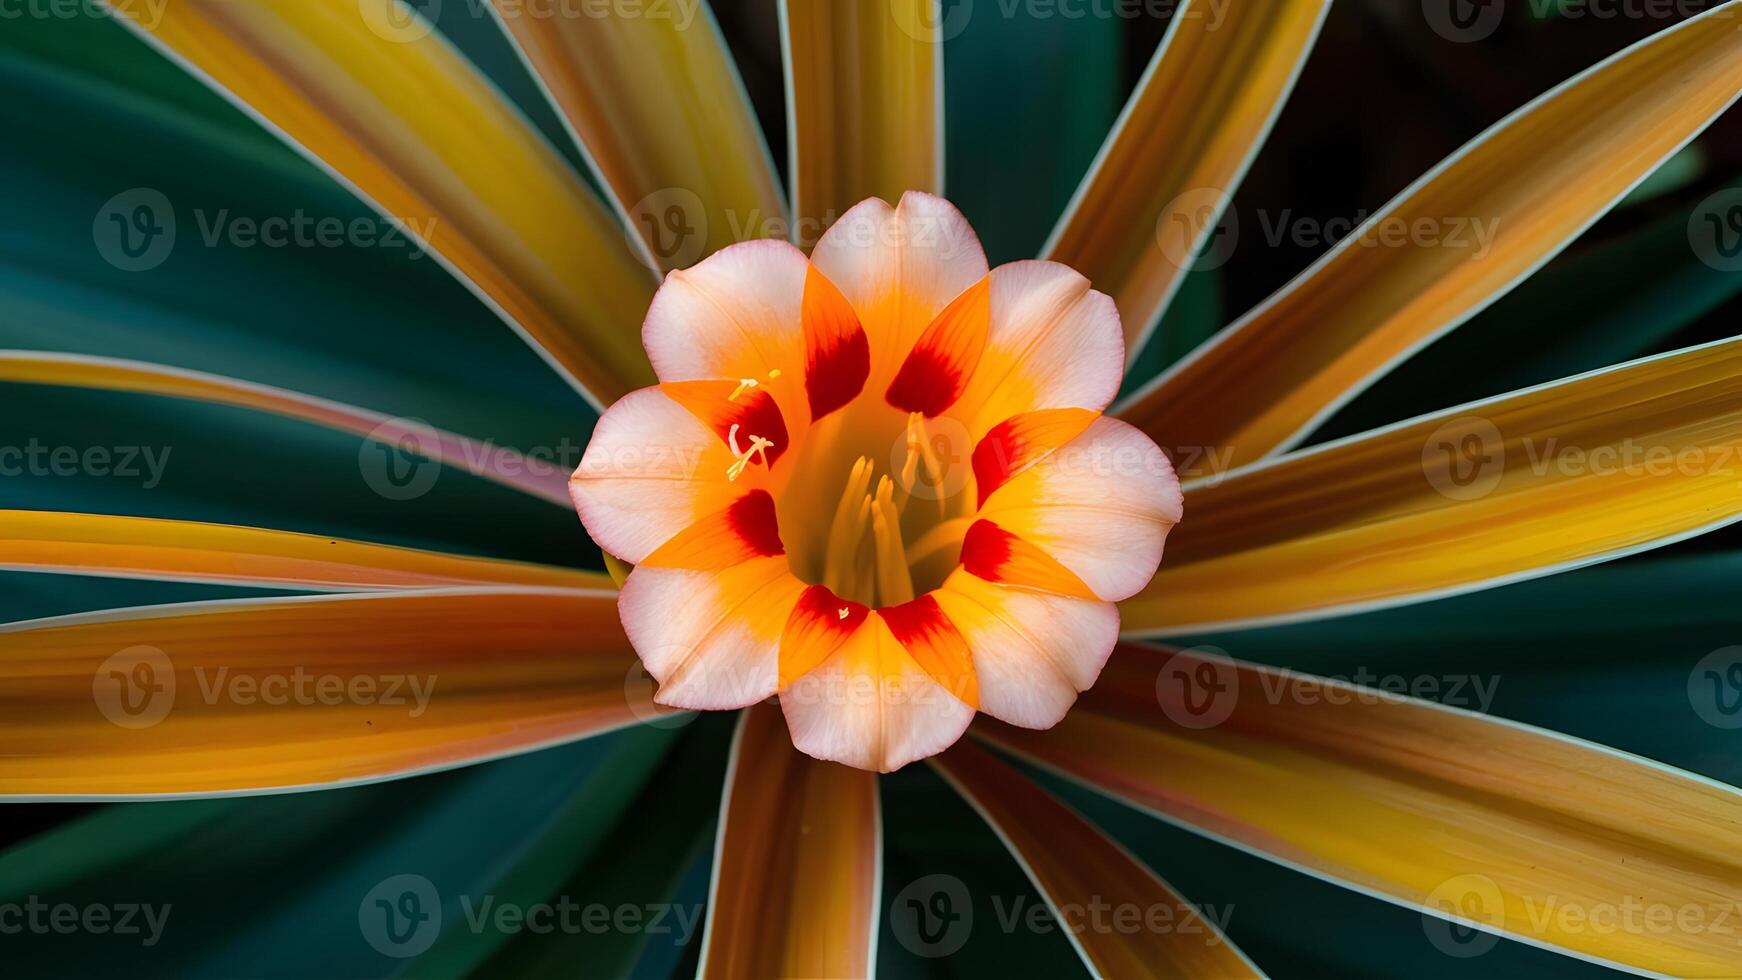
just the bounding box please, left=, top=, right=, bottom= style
left=780, top=585, right=869, bottom=686
left=886, top=277, right=990, bottom=417
left=973, top=407, right=1099, bottom=508
left=878, top=594, right=978, bottom=707
left=959, top=519, right=1095, bottom=598
left=642, top=490, right=783, bottom=569
left=661, top=380, right=789, bottom=469
left=727, top=490, right=785, bottom=557
left=803, top=265, right=870, bottom=421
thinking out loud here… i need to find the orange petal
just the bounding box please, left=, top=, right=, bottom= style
left=781, top=613, right=974, bottom=772
left=951, top=261, right=1124, bottom=441
left=879, top=593, right=979, bottom=709
left=639, top=492, right=785, bottom=570
left=569, top=386, right=745, bottom=565
left=700, top=703, right=880, bottom=978
left=0, top=590, right=643, bottom=798
left=980, top=645, right=1742, bottom=977
left=641, top=240, right=813, bottom=426
left=660, top=379, right=791, bottom=470
left=0, top=510, right=610, bottom=592
left=778, top=584, right=870, bottom=689
left=980, top=416, right=1183, bottom=602
left=931, top=570, right=1117, bottom=730
left=958, top=520, right=1096, bottom=599
left=802, top=264, right=872, bottom=421
left=1118, top=2, right=1742, bottom=471
left=972, top=407, right=1100, bottom=508
left=618, top=557, right=806, bottom=710
left=886, top=276, right=992, bottom=417
left=109, top=0, right=656, bottom=406
left=933, top=740, right=1262, bottom=979
left=810, top=193, right=988, bottom=383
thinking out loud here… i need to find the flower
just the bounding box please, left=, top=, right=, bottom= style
left=572, top=193, right=1181, bottom=771
left=4, top=1, right=1742, bottom=976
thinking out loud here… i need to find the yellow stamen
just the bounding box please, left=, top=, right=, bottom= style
left=725, top=423, right=773, bottom=482
left=728, top=377, right=758, bottom=401
left=871, top=476, right=915, bottom=605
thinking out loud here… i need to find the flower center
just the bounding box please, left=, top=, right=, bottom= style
left=775, top=401, right=977, bottom=608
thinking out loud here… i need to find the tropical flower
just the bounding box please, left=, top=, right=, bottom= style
left=572, top=193, right=1180, bottom=771
left=4, top=0, right=1742, bottom=977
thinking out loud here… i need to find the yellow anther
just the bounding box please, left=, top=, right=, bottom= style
left=837, top=607, right=850, bottom=620
left=725, top=423, right=773, bottom=482
left=728, top=378, right=758, bottom=401
left=767, top=368, right=782, bottom=379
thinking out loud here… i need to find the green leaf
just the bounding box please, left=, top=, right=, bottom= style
left=471, top=712, right=737, bottom=979
left=0, top=728, right=672, bottom=979
left=0, top=16, right=593, bottom=454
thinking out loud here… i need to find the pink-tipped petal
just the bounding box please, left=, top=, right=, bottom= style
left=979, top=416, right=1183, bottom=602
left=780, top=614, right=974, bottom=772
left=954, top=260, right=1125, bottom=440
left=811, top=192, right=988, bottom=380
left=570, top=386, right=742, bottom=564
left=642, top=239, right=812, bottom=423
left=933, top=570, right=1119, bottom=729
left=619, top=556, right=807, bottom=710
